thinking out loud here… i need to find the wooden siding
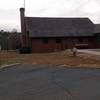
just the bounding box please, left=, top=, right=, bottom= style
left=30, top=37, right=99, bottom=52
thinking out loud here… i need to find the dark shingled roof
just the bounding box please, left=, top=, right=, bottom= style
left=94, top=24, right=100, bottom=33
left=25, top=17, right=95, bottom=37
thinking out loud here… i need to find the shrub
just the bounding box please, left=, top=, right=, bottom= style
left=19, top=47, right=32, bottom=54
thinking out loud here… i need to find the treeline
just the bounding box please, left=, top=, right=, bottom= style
left=0, top=30, right=21, bottom=50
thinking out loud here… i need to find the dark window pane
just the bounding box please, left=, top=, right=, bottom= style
left=78, top=38, right=83, bottom=42
left=42, top=38, right=48, bottom=44
left=97, top=36, right=100, bottom=42
left=56, top=38, right=62, bottom=43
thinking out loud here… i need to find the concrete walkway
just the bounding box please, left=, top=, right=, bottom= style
left=78, top=49, right=100, bottom=56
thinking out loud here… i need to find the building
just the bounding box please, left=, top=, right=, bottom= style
left=20, top=8, right=100, bottom=52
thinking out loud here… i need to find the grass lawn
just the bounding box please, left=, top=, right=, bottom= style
left=0, top=50, right=100, bottom=68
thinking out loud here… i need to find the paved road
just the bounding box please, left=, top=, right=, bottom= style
left=78, top=49, right=100, bottom=56
left=0, top=64, right=100, bottom=100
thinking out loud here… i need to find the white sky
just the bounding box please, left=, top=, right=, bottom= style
left=0, top=0, right=100, bottom=31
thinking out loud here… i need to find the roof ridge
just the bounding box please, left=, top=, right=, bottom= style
left=25, top=16, right=89, bottom=19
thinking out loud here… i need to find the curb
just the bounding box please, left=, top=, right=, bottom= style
left=0, top=63, right=20, bottom=70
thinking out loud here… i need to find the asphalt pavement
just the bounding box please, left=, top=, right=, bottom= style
left=0, top=64, right=100, bottom=100
left=78, top=49, right=100, bottom=56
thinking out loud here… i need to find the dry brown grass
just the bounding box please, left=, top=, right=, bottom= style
left=0, top=50, right=100, bottom=68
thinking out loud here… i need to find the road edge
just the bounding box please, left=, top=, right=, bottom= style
left=0, top=63, right=20, bottom=70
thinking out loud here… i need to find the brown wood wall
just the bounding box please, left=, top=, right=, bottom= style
left=30, top=37, right=99, bottom=52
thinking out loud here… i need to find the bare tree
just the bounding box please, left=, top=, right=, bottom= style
left=12, top=28, right=17, bottom=33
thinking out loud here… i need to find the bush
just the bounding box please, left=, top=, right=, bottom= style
left=19, top=47, right=32, bottom=54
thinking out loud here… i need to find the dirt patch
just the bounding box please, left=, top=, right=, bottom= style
left=0, top=50, right=100, bottom=68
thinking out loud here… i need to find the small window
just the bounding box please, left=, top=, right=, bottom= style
left=27, top=31, right=29, bottom=34
left=56, top=38, right=62, bottom=43
left=78, top=38, right=83, bottom=42
left=97, top=36, right=100, bottom=42
left=42, top=38, right=48, bottom=44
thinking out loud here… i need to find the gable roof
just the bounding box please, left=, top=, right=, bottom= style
left=25, top=17, right=95, bottom=37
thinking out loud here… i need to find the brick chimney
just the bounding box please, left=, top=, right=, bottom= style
left=20, top=8, right=27, bottom=47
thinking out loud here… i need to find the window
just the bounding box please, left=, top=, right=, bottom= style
left=27, top=31, right=29, bottom=36
left=56, top=38, right=62, bottom=43
left=42, top=38, right=48, bottom=44
left=27, top=31, right=29, bottom=34
left=78, top=38, right=83, bottom=43
left=97, top=36, right=100, bottom=42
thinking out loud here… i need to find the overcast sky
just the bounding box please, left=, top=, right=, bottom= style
left=0, top=0, right=100, bottom=32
